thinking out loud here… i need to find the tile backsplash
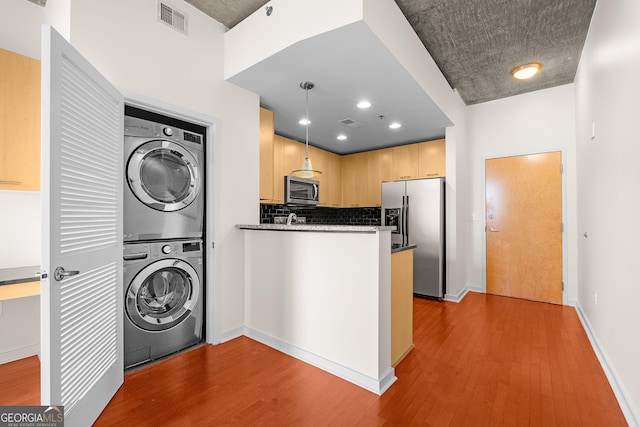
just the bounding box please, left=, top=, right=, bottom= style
left=261, top=204, right=381, bottom=226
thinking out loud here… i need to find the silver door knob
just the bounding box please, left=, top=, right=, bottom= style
left=54, top=267, right=80, bottom=282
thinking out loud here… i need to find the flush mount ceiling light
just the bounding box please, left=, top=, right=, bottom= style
left=357, top=101, right=371, bottom=109
left=337, top=134, right=347, bottom=141
left=292, top=81, right=322, bottom=178
left=511, top=62, right=542, bottom=80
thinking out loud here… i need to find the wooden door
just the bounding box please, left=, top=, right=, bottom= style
left=485, top=151, right=563, bottom=303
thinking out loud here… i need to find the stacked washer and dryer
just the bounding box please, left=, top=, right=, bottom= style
left=123, top=107, right=205, bottom=369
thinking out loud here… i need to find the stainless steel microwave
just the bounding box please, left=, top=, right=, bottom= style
left=284, top=176, right=319, bottom=206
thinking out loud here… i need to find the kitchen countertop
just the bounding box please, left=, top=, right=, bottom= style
left=237, top=224, right=396, bottom=233
left=0, top=265, right=40, bottom=286
left=391, top=244, right=417, bottom=254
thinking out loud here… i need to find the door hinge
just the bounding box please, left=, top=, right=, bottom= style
left=562, top=281, right=565, bottom=291
left=560, top=164, right=564, bottom=174
left=211, top=242, right=215, bottom=249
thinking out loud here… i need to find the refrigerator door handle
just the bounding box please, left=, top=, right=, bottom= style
left=400, top=196, right=406, bottom=245
left=405, top=195, right=410, bottom=244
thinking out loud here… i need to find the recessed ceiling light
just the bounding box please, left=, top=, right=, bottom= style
left=389, top=122, right=401, bottom=129
left=357, top=101, right=371, bottom=109
left=511, top=63, right=542, bottom=80
left=337, top=134, right=347, bottom=141
left=299, top=118, right=310, bottom=125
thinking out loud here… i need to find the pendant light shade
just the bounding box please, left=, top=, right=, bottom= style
left=292, top=81, right=322, bottom=178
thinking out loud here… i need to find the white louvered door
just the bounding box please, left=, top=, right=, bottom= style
left=40, top=25, right=123, bottom=426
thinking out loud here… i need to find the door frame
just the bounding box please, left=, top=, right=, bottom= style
left=481, top=148, right=568, bottom=305
left=122, top=90, right=221, bottom=344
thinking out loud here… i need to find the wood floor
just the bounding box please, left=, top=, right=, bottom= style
left=0, top=292, right=627, bottom=426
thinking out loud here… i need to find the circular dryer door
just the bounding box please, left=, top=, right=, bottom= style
left=126, top=259, right=200, bottom=332
left=127, top=140, right=201, bottom=212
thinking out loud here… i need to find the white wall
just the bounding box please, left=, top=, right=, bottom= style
left=63, top=0, right=259, bottom=338
left=466, top=85, right=578, bottom=302
left=0, top=0, right=45, bottom=363
left=243, top=229, right=393, bottom=394
left=574, top=0, right=640, bottom=421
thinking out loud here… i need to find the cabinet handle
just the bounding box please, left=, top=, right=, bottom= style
left=426, top=173, right=438, bottom=177
left=0, top=180, right=21, bottom=185
left=400, top=175, right=411, bottom=179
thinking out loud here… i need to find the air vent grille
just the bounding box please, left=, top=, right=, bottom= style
left=158, top=2, right=188, bottom=35
left=339, top=118, right=363, bottom=129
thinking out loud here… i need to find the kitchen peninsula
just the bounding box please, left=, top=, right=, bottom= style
left=237, top=224, right=398, bottom=394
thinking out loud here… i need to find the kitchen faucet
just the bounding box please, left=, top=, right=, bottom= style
left=286, top=212, right=297, bottom=225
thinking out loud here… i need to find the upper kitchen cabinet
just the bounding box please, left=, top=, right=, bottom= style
left=368, top=148, right=393, bottom=206
left=0, top=48, right=41, bottom=191
left=418, top=139, right=446, bottom=178
left=392, top=144, right=419, bottom=181
left=259, top=108, right=275, bottom=202
left=309, top=146, right=341, bottom=207
left=342, top=152, right=376, bottom=207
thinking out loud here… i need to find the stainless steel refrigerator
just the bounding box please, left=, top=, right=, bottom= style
left=382, top=178, right=445, bottom=298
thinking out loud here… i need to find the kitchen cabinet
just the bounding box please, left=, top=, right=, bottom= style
left=392, top=144, right=419, bottom=181
left=341, top=152, right=369, bottom=207
left=391, top=248, right=414, bottom=366
left=259, top=108, right=275, bottom=202
left=418, top=138, right=446, bottom=178
left=309, top=146, right=342, bottom=207
left=368, top=148, right=393, bottom=206
left=0, top=48, right=41, bottom=191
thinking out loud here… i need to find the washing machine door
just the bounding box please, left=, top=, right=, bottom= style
left=127, top=140, right=201, bottom=212
left=126, top=258, right=200, bottom=332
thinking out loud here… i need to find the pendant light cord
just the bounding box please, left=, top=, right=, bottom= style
left=305, top=86, right=310, bottom=159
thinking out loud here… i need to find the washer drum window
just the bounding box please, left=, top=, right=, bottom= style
left=127, top=140, right=201, bottom=212
left=126, top=258, right=200, bottom=332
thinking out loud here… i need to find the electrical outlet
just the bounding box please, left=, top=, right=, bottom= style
left=593, top=290, right=598, bottom=305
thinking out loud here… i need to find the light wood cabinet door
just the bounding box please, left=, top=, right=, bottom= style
left=391, top=249, right=414, bottom=366
left=259, top=108, right=275, bottom=202
left=309, top=146, right=341, bottom=207
left=0, top=48, right=41, bottom=191
left=392, top=144, right=419, bottom=181
left=418, top=138, right=446, bottom=178
left=272, top=135, right=285, bottom=204
left=341, top=152, right=368, bottom=207
left=367, top=149, right=393, bottom=206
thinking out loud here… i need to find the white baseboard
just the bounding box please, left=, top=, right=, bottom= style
left=575, top=304, right=640, bottom=427
left=219, top=326, right=245, bottom=343
left=244, top=327, right=396, bottom=395
left=0, top=343, right=39, bottom=365
left=444, top=286, right=469, bottom=303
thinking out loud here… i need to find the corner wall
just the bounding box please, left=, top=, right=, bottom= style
left=574, top=0, right=640, bottom=421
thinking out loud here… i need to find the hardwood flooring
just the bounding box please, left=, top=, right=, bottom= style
left=0, top=292, right=627, bottom=426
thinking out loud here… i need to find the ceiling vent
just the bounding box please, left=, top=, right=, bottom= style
left=339, top=118, right=363, bottom=129
left=158, top=2, right=188, bottom=35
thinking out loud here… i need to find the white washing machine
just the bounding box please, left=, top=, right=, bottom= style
left=124, top=114, right=205, bottom=242
left=123, top=239, right=204, bottom=369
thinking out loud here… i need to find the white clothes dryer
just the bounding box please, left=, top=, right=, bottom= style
left=124, top=113, right=205, bottom=242
left=123, top=239, right=204, bottom=369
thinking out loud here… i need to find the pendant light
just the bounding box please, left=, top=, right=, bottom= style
left=292, top=81, right=322, bottom=178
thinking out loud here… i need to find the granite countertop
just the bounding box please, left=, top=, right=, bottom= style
left=0, top=266, right=40, bottom=286
left=391, top=244, right=418, bottom=253
left=237, top=224, right=396, bottom=233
